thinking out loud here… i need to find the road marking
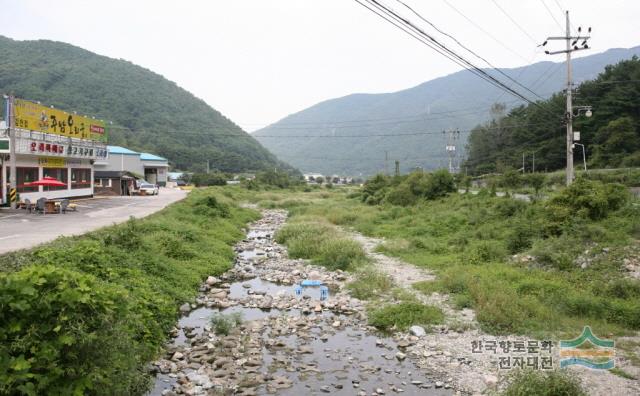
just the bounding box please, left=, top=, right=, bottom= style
left=0, top=234, right=20, bottom=240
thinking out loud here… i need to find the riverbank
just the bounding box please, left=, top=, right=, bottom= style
left=0, top=188, right=259, bottom=395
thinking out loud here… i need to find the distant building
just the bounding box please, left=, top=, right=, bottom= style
left=93, top=146, right=169, bottom=195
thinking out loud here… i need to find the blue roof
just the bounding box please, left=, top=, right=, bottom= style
left=140, top=152, right=168, bottom=162
left=108, top=145, right=140, bottom=155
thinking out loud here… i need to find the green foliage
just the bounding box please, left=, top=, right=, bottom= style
left=0, top=36, right=293, bottom=173
left=503, top=369, right=586, bottom=396
left=254, top=181, right=640, bottom=336
left=361, top=170, right=456, bottom=207
left=0, top=266, right=149, bottom=396
left=545, top=178, right=629, bottom=225
left=191, top=172, right=228, bottom=187
left=368, top=302, right=444, bottom=332
left=466, top=57, right=640, bottom=174
left=0, top=187, right=258, bottom=395
left=210, top=312, right=243, bottom=336
left=346, top=268, right=394, bottom=300
left=276, top=220, right=367, bottom=271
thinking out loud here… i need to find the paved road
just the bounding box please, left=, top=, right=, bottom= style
left=0, top=188, right=187, bottom=255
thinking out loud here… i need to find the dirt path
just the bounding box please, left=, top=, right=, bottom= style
left=348, top=230, right=640, bottom=396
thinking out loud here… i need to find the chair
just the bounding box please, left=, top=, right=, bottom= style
left=35, top=198, right=47, bottom=215
left=24, top=199, right=33, bottom=214
left=59, top=199, right=69, bottom=214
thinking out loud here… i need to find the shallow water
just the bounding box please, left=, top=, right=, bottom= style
left=148, top=214, right=452, bottom=396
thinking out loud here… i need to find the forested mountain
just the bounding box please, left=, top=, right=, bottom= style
left=0, top=36, right=292, bottom=173
left=465, top=57, right=640, bottom=174
left=253, top=46, right=640, bottom=176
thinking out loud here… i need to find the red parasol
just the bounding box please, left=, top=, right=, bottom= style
left=26, top=176, right=67, bottom=187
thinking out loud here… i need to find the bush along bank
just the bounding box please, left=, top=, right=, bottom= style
left=0, top=188, right=259, bottom=395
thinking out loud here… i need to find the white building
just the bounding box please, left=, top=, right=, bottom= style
left=1, top=123, right=107, bottom=203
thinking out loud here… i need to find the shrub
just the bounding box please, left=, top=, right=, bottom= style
left=210, top=312, right=243, bottom=336
left=347, top=269, right=394, bottom=300
left=503, top=369, right=586, bottom=396
left=423, top=169, right=456, bottom=200
left=385, top=183, right=418, bottom=206
left=191, top=172, right=228, bottom=187
left=192, top=195, right=230, bottom=218
left=317, top=238, right=367, bottom=271
left=369, top=302, right=444, bottom=332
left=546, top=179, right=629, bottom=222
left=463, top=240, right=507, bottom=265
left=0, top=266, right=150, bottom=396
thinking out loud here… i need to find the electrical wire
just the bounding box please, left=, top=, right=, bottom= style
left=394, top=0, right=547, bottom=102
left=490, top=0, right=539, bottom=45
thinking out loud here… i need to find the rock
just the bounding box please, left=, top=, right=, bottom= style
left=484, top=374, right=498, bottom=387
left=435, top=381, right=444, bottom=388
left=243, top=283, right=252, bottom=289
left=409, top=326, right=426, bottom=337
left=171, top=351, right=184, bottom=361
left=309, top=270, right=321, bottom=280
left=320, top=385, right=331, bottom=393
left=376, top=388, right=385, bottom=394
left=314, top=304, right=323, bottom=312
left=179, top=303, right=191, bottom=313
left=332, top=320, right=341, bottom=328
left=206, top=276, right=218, bottom=286
left=395, top=352, right=407, bottom=361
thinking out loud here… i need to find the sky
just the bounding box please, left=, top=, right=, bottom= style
left=0, top=0, right=638, bottom=131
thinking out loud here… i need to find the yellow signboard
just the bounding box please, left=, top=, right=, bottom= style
left=13, top=99, right=107, bottom=142
left=38, top=157, right=66, bottom=168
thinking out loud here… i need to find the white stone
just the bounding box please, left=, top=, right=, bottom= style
left=409, top=326, right=426, bottom=337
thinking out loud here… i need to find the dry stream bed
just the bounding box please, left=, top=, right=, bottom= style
left=148, top=210, right=453, bottom=396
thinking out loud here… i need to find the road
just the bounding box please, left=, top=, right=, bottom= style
left=0, top=188, right=187, bottom=255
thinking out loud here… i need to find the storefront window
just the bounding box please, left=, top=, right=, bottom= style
left=6, top=167, right=39, bottom=193
left=71, top=168, right=91, bottom=189
left=42, top=168, right=68, bottom=191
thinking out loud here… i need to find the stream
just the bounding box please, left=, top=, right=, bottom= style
left=148, top=209, right=454, bottom=396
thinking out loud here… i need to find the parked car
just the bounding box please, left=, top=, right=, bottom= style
left=139, top=183, right=159, bottom=195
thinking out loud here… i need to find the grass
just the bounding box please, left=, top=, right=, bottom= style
left=275, top=216, right=367, bottom=271
left=609, top=368, right=637, bottom=380
left=242, top=184, right=640, bottom=339
left=346, top=267, right=394, bottom=300
left=0, top=187, right=259, bottom=395
left=368, top=302, right=444, bottom=332
left=210, top=312, right=243, bottom=336
left=502, top=369, right=587, bottom=396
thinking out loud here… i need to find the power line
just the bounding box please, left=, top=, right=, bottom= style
left=440, top=0, right=529, bottom=62
left=539, top=0, right=563, bottom=32
left=394, top=0, right=547, bottom=102
left=356, top=0, right=544, bottom=108
left=490, top=0, right=539, bottom=45
left=109, top=120, right=561, bottom=139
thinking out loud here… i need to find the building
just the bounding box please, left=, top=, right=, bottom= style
left=93, top=146, right=169, bottom=195
left=1, top=116, right=108, bottom=204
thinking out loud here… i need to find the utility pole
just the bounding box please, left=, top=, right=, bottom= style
left=444, top=128, right=460, bottom=173
left=7, top=95, right=16, bottom=209
left=206, top=159, right=210, bottom=174
left=394, top=160, right=400, bottom=177
left=522, top=152, right=525, bottom=174
left=384, top=151, right=389, bottom=175
left=544, top=11, right=591, bottom=186
left=532, top=152, right=535, bottom=173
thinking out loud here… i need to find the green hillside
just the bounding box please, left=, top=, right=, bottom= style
left=465, top=57, right=640, bottom=174
left=0, top=36, right=291, bottom=173
left=253, top=46, right=640, bottom=176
